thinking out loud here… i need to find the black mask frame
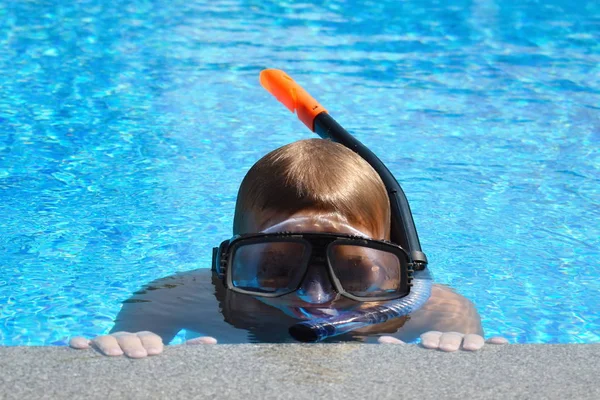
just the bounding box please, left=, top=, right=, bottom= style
left=212, top=231, right=414, bottom=302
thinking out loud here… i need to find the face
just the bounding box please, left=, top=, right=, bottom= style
left=240, top=209, right=389, bottom=320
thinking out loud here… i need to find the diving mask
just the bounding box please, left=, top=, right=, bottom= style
left=212, top=232, right=414, bottom=302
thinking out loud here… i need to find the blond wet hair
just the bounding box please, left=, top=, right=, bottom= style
left=233, top=138, right=390, bottom=238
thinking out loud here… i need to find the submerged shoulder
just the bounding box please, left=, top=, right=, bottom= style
left=421, top=284, right=478, bottom=312
left=128, top=268, right=214, bottom=302
left=412, top=283, right=483, bottom=335
left=429, top=284, right=474, bottom=303
left=144, top=268, right=211, bottom=287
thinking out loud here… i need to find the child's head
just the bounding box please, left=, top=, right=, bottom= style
left=233, top=138, right=390, bottom=239
left=215, top=139, right=403, bottom=327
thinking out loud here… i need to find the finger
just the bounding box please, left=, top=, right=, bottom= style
left=462, top=334, right=485, bottom=351
left=420, top=331, right=443, bottom=349
left=186, top=336, right=218, bottom=345
left=137, top=331, right=164, bottom=356
left=69, top=337, right=91, bottom=349
left=92, top=335, right=124, bottom=356
left=486, top=336, right=509, bottom=345
left=438, top=332, right=465, bottom=352
left=378, top=336, right=405, bottom=345
left=115, top=333, right=148, bottom=359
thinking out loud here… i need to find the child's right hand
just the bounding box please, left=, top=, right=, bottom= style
left=69, top=332, right=218, bottom=358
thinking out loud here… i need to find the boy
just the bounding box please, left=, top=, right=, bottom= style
left=71, top=139, right=505, bottom=358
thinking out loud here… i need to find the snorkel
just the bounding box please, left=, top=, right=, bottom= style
left=259, top=69, right=433, bottom=342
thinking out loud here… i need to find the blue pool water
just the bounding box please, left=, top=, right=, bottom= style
left=0, top=0, right=598, bottom=346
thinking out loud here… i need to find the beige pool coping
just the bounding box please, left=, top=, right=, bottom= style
left=1, top=343, right=599, bottom=399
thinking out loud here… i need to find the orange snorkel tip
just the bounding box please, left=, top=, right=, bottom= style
left=259, top=69, right=327, bottom=132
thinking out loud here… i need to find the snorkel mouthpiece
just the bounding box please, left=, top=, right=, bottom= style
left=289, top=271, right=433, bottom=342
left=259, top=69, right=327, bottom=131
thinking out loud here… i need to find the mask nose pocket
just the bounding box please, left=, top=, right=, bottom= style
left=296, top=265, right=335, bottom=304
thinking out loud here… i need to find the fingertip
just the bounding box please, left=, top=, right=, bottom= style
left=378, top=336, right=405, bottom=345
left=125, top=349, right=148, bottom=359
left=104, top=348, right=124, bottom=357
left=69, top=337, right=91, bottom=349
left=146, top=346, right=164, bottom=356
left=439, top=344, right=459, bottom=352
left=420, top=340, right=439, bottom=349
left=204, top=337, right=218, bottom=345
left=462, top=334, right=485, bottom=351
left=93, top=335, right=125, bottom=356
left=486, top=337, right=509, bottom=345
left=461, top=342, right=482, bottom=351
left=186, top=336, right=218, bottom=345
left=420, top=331, right=442, bottom=349
left=437, top=332, right=464, bottom=352
left=137, top=332, right=164, bottom=355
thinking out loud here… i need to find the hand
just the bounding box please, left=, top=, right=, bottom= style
left=378, top=331, right=508, bottom=352
left=69, top=331, right=165, bottom=358
left=69, top=331, right=218, bottom=358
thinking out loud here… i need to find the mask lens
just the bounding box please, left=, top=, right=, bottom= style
left=328, top=244, right=403, bottom=298
left=230, top=241, right=309, bottom=295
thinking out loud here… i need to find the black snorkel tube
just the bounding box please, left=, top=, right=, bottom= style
left=313, top=112, right=428, bottom=269
left=259, top=69, right=432, bottom=342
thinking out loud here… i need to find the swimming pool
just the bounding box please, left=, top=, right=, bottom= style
left=1, top=0, right=598, bottom=346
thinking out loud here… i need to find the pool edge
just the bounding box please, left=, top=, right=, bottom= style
left=1, top=343, right=599, bottom=399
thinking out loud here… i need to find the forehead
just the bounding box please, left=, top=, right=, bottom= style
left=264, top=216, right=370, bottom=237
left=248, top=209, right=384, bottom=239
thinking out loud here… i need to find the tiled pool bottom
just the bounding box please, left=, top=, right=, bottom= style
left=1, top=344, right=599, bottom=399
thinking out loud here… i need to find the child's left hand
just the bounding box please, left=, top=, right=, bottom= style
left=378, top=331, right=508, bottom=352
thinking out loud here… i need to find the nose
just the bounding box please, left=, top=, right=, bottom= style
left=296, top=264, right=336, bottom=304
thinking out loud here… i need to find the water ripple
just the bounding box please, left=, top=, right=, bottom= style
left=1, top=0, right=599, bottom=345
